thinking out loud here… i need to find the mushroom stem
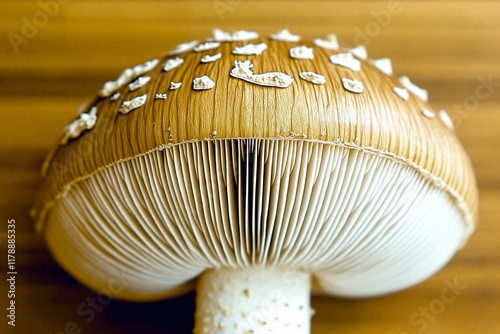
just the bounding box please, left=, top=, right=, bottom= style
left=194, top=267, right=311, bottom=334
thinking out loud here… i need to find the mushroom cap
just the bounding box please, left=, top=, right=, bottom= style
left=32, top=29, right=478, bottom=300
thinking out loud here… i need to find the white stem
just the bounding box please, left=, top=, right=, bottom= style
left=194, top=268, right=311, bottom=334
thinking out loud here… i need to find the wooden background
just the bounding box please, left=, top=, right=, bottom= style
left=1, top=1, right=499, bottom=333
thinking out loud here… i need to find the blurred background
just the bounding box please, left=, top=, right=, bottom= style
left=1, top=0, right=499, bottom=333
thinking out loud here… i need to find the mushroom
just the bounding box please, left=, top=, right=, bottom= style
left=32, top=29, right=478, bottom=334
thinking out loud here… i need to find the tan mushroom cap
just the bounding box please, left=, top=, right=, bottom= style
left=32, top=34, right=477, bottom=232
left=31, top=30, right=478, bottom=301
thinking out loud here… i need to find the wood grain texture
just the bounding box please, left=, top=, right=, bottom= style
left=1, top=1, right=499, bottom=334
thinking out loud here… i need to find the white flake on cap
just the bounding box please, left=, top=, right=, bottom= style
left=232, top=43, right=268, bottom=55
left=134, top=59, right=158, bottom=75
left=170, top=82, right=182, bottom=90
left=155, top=93, right=167, bottom=100
left=110, top=92, right=121, bottom=101
left=168, top=40, right=198, bottom=55
left=342, top=77, right=364, bottom=93
left=399, top=76, right=429, bottom=102
left=163, top=57, right=184, bottom=72
left=313, top=34, right=339, bottom=50
left=230, top=60, right=294, bottom=88
left=438, top=110, right=455, bottom=130
left=393, top=87, right=410, bottom=101
left=289, top=46, right=314, bottom=60
left=269, top=29, right=301, bottom=42
left=371, top=58, right=393, bottom=76
left=201, top=53, right=222, bottom=63
left=421, top=109, right=435, bottom=118
left=212, top=28, right=259, bottom=42
left=128, top=76, right=151, bottom=91
left=194, top=41, right=221, bottom=52
left=299, top=72, right=326, bottom=85
left=330, top=53, right=361, bottom=71
left=193, top=75, right=215, bottom=90
left=118, top=94, right=147, bottom=114
left=349, top=45, right=368, bottom=60
left=61, top=107, right=97, bottom=145
left=99, top=58, right=159, bottom=97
